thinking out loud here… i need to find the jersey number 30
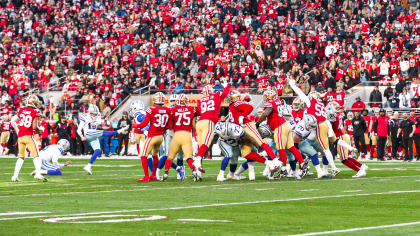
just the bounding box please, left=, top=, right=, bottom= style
left=154, top=114, right=169, bottom=127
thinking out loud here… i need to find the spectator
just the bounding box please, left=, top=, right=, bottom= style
left=351, top=96, right=366, bottom=112
left=54, top=59, right=65, bottom=78
left=99, top=114, right=112, bottom=157
left=398, top=112, right=415, bottom=162
left=213, top=80, right=223, bottom=93
left=369, top=86, right=383, bottom=108
left=388, top=112, right=402, bottom=160
left=399, top=88, right=411, bottom=109
left=116, top=111, right=132, bottom=157
left=54, top=117, right=71, bottom=141
left=352, top=111, right=368, bottom=159
left=388, top=89, right=400, bottom=108
left=172, top=81, right=184, bottom=94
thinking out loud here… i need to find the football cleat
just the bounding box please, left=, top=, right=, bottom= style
left=34, top=175, right=48, bottom=182
left=331, top=168, right=341, bottom=178
left=351, top=149, right=360, bottom=160
left=150, top=174, right=157, bottom=181
left=307, top=171, right=314, bottom=176
left=30, top=170, right=36, bottom=176
left=249, top=169, right=255, bottom=180
left=227, top=172, right=240, bottom=180
left=162, top=171, right=169, bottom=182
left=197, top=171, right=203, bottom=181
left=361, top=164, right=369, bottom=171
left=11, top=176, right=19, bottom=182
left=192, top=158, right=205, bottom=173
left=4, top=148, right=9, bottom=155
left=192, top=168, right=198, bottom=182
left=137, top=176, right=151, bottom=182
left=84, top=165, right=92, bottom=175
left=274, top=170, right=287, bottom=179
left=294, top=171, right=301, bottom=180
left=177, top=166, right=186, bottom=181
left=119, top=125, right=130, bottom=134
left=217, top=173, right=226, bottom=182
left=262, top=165, right=270, bottom=176
left=269, top=165, right=281, bottom=178
left=300, top=162, right=309, bottom=177
left=352, top=169, right=366, bottom=178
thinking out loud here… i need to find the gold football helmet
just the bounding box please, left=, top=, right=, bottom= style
left=308, top=91, right=321, bottom=101
left=329, top=101, right=340, bottom=111
left=262, top=90, right=277, bottom=101
left=152, top=92, right=165, bottom=105
left=26, top=94, right=39, bottom=108
left=202, top=85, right=215, bottom=96
left=176, top=94, right=189, bottom=107
left=225, top=90, right=241, bottom=104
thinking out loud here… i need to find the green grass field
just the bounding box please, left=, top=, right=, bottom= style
left=1, top=157, right=420, bottom=236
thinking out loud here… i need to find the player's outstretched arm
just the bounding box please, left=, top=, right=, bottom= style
left=256, top=108, right=272, bottom=128
left=288, top=79, right=310, bottom=107
left=11, top=115, right=19, bottom=133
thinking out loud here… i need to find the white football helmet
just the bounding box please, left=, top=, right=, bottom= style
left=347, top=112, right=354, bottom=120
left=292, top=97, right=302, bottom=111
left=325, top=106, right=337, bottom=122
left=129, top=101, right=144, bottom=118
left=88, top=105, right=100, bottom=118
left=257, top=124, right=273, bottom=139
left=282, top=105, right=293, bottom=122
left=303, top=114, right=317, bottom=130
left=169, top=94, right=178, bottom=107
left=308, top=91, right=321, bottom=102
left=220, top=122, right=234, bottom=137
left=58, top=139, right=70, bottom=152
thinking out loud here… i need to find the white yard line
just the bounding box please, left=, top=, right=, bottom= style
left=0, top=190, right=419, bottom=222
left=342, top=190, right=363, bottom=193
left=286, top=221, right=420, bottom=236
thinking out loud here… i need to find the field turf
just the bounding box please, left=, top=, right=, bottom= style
left=1, top=157, right=420, bottom=236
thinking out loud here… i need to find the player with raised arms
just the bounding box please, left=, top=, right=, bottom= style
left=78, top=104, right=129, bottom=175
left=135, top=92, right=172, bottom=182
left=10, top=95, right=45, bottom=181
left=30, top=139, right=72, bottom=176
left=193, top=78, right=230, bottom=172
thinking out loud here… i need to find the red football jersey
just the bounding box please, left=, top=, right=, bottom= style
left=196, top=86, right=230, bottom=124
left=295, top=109, right=305, bottom=123
left=228, top=100, right=253, bottom=126
left=139, top=106, right=171, bottom=137
left=1, top=120, right=11, bottom=132
left=344, top=119, right=353, bottom=135
left=335, top=91, right=346, bottom=107
left=263, top=99, right=286, bottom=130
left=306, top=97, right=326, bottom=123
left=362, top=115, right=371, bottom=134
left=170, top=106, right=196, bottom=132
left=17, top=107, right=42, bottom=137
left=332, top=113, right=345, bottom=137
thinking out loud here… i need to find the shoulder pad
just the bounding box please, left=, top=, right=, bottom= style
left=234, top=100, right=244, bottom=107
left=263, top=101, right=272, bottom=108
left=146, top=107, right=153, bottom=114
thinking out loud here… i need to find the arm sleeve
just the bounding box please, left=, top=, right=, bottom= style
left=77, top=120, right=85, bottom=136
left=290, top=83, right=310, bottom=106
left=237, top=103, right=253, bottom=117
left=373, top=119, right=378, bottom=134
left=219, top=85, right=231, bottom=100
left=11, top=115, right=19, bottom=131
left=137, top=113, right=151, bottom=129
left=52, top=151, right=61, bottom=168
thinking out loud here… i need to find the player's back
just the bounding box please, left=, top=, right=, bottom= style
left=40, top=145, right=64, bottom=162
left=17, top=107, right=42, bottom=137
left=215, top=122, right=244, bottom=146
left=171, top=106, right=195, bottom=132
left=306, top=97, right=326, bottom=123
left=332, top=114, right=344, bottom=137
left=228, top=100, right=251, bottom=126
left=1, top=120, right=11, bottom=131
left=197, top=92, right=222, bottom=123
left=146, top=106, right=171, bottom=137
left=293, top=120, right=311, bottom=141
left=264, top=99, right=286, bottom=130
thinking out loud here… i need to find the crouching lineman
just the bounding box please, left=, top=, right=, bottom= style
left=325, top=106, right=368, bottom=177
left=30, top=139, right=72, bottom=176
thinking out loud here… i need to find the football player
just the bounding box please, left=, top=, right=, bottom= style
left=162, top=94, right=197, bottom=181
left=10, top=95, right=45, bottom=182
left=129, top=100, right=149, bottom=157
left=135, top=92, right=172, bottom=182
left=344, top=112, right=354, bottom=145
left=193, top=78, right=230, bottom=172
left=0, top=114, right=11, bottom=155
left=30, top=139, right=72, bottom=176
left=226, top=90, right=280, bottom=177
left=288, top=79, right=359, bottom=178
left=78, top=105, right=129, bottom=175
left=325, top=106, right=368, bottom=177
left=256, top=90, right=307, bottom=176
left=291, top=97, right=305, bottom=123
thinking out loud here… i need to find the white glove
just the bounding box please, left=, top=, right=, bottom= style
left=38, top=126, right=45, bottom=132
left=369, top=132, right=373, bottom=139
left=238, top=116, right=246, bottom=127
left=259, top=150, right=268, bottom=157
left=221, top=77, right=228, bottom=88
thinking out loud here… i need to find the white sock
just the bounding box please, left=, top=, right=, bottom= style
left=235, top=165, right=246, bottom=176
left=13, top=158, right=24, bottom=178
left=281, top=166, right=287, bottom=171
left=156, top=168, right=161, bottom=178
left=314, top=164, right=323, bottom=174
left=87, top=163, right=92, bottom=168
left=219, top=170, right=225, bottom=176
left=323, top=164, right=329, bottom=173
left=324, top=149, right=337, bottom=169
left=196, top=156, right=203, bottom=162
left=248, top=162, right=255, bottom=172
left=34, top=157, right=42, bottom=176
left=41, top=170, right=48, bottom=175
left=337, top=140, right=353, bottom=151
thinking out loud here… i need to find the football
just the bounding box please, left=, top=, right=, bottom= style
left=243, top=94, right=252, bottom=102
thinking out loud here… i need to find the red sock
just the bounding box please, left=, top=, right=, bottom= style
left=370, top=145, right=376, bottom=155
left=197, top=145, right=208, bottom=158
left=140, top=156, right=149, bottom=177
left=152, top=155, right=158, bottom=176
left=244, top=152, right=266, bottom=163
left=136, top=145, right=140, bottom=155
left=187, top=158, right=194, bottom=170
left=359, top=145, right=362, bottom=151
left=388, top=146, right=392, bottom=154
left=261, top=143, right=277, bottom=160
left=278, top=149, right=287, bottom=166
left=288, top=146, right=304, bottom=164
left=397, top=146, right=401, bottom=152
left=348, top=158, right=362, bottom=167
left=366, top=144, right=370, bottom=154
left=165, top=159, right=173, bottom=171
left=343, top=159, right=360, bottom=172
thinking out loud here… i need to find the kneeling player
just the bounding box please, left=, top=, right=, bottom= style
left=30, top=139, right=72, bottom=175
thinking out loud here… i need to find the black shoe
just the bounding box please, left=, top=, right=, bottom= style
left=191, top=168, right=198, bottom=182
left=379, top=158, right=386, bottom=161
left=162, top=170, right=169, bottom=181
left=105, top=156, right=110, bottom=158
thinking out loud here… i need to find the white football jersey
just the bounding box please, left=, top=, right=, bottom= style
left=79, top=113, right=102, bottom=135
left=215, top=122, right=244, bottom=146
left=293, top=120, right=311, bottom=142
left=40, top=145, right=64, bottom=166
